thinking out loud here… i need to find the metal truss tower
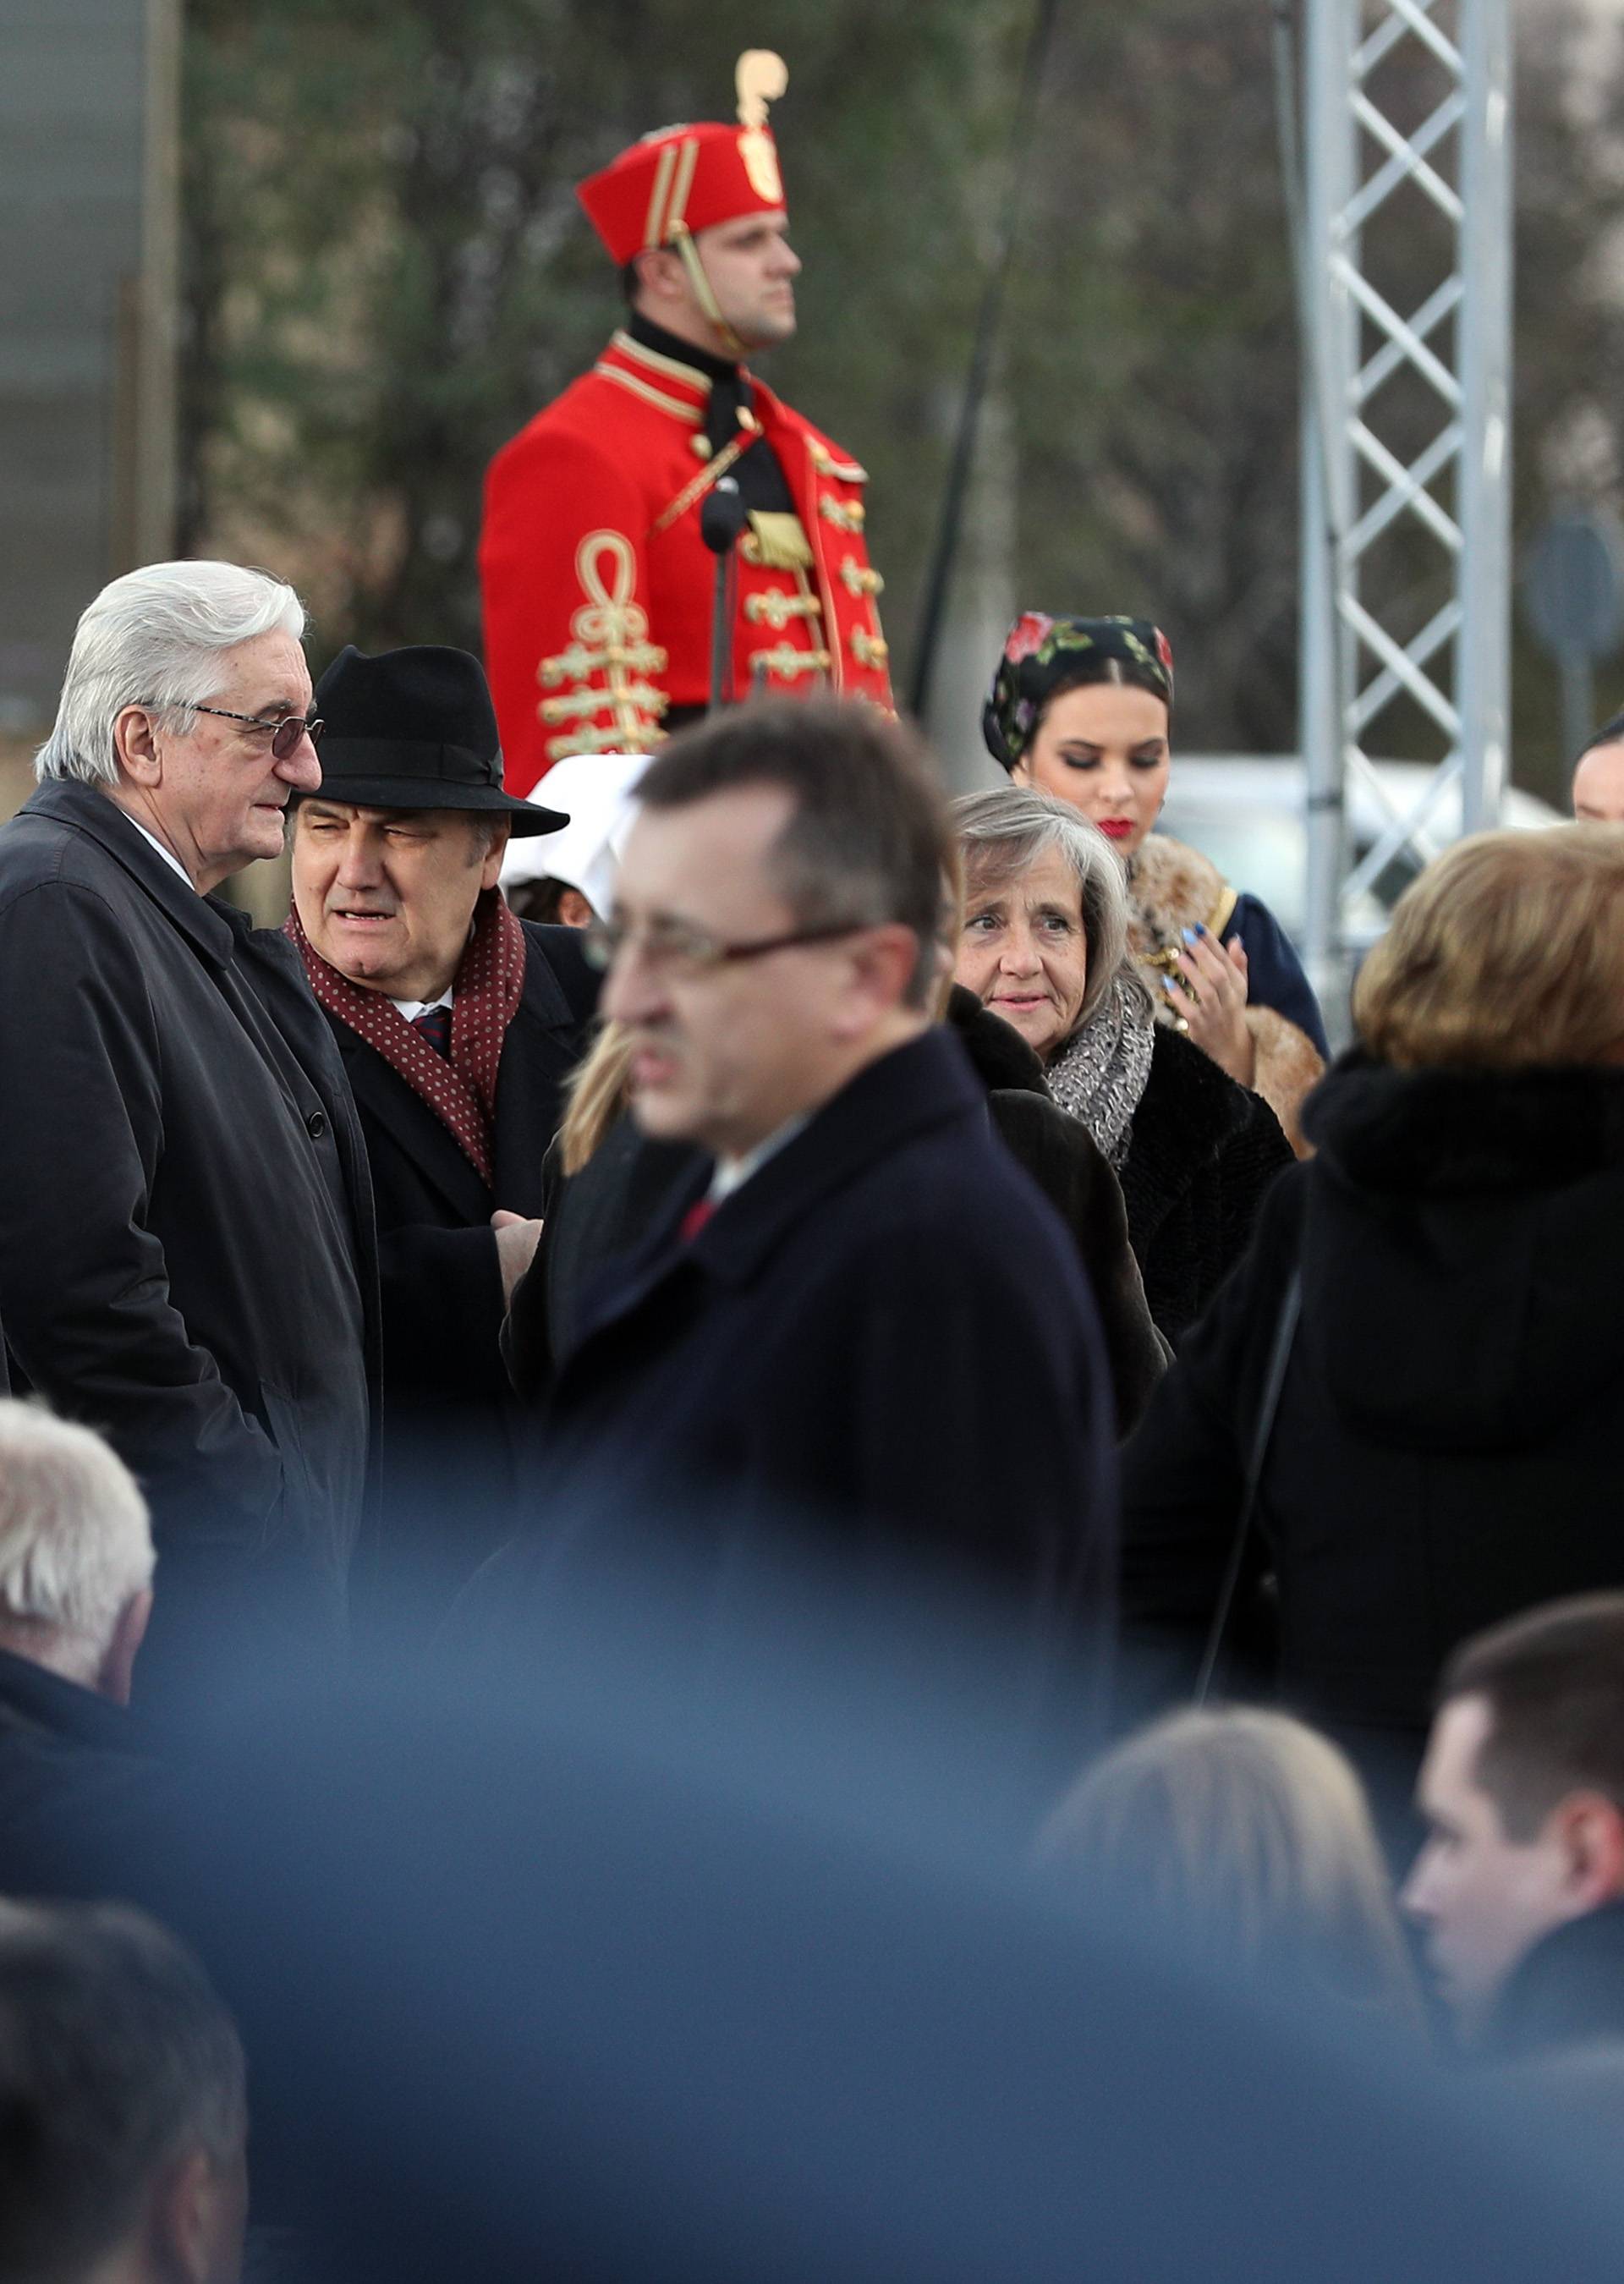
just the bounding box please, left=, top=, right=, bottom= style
left=1298, top=0, right=1512, bottom=1002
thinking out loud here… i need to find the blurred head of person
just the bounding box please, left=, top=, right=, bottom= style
left=1572, top=712, right=1624, bottom=822
left=291, top=645, right=565, bottom=1005
left=1038, top=1708, right=1418, bottom=2022
left=982, top=614, right=1174, bottom=861
left=500, top=749, right=651, bottom=931
left=0, top=1900, right=247, bottom=2284
left=952, top=784, right=1148, bottom=1066
left=1402, top=1595, right=1624, bottom=2040
left=34, top=561, right=320, bottom=895
left=1352, top=825, right=1624, bottom=1069
left=505, top=875, right=595, bottom=928
left=0, top=1400, right=154, bottom=1706
left=599, top=700, right=952, bottom=1164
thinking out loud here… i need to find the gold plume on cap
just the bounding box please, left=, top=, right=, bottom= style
left=735, top=50, right=788, bottom=128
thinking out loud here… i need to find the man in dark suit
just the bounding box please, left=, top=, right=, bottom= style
left=0, top=562, right=378, bottom=1705
left=514, top=700, right=1117, bottom=1663
left=287, top=645, right=598, bottom=1620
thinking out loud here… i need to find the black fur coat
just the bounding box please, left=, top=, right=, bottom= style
left=946, top=990, right=1166, bottom=1431
left=948, top=989, right=1292, bottom=1349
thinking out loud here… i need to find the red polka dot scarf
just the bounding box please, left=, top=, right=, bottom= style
left=286, top=890, right=527, bottom=1188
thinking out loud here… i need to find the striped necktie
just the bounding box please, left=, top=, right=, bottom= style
left=411, top=1004, right=452, bottom=1059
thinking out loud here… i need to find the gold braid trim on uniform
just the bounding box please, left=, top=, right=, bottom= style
left=812, top=444, right=868, bottom=483
left=749, top=642, right=832, bottom=682
left=839, top=555, right=885, bottom=597
left=818, top=495, right=864, bottom=532
left=611, top=327, right=715, bottom=392
left=649, top=418, right=758, bottom=538
left=593, top=362, right=705, bottom=425
left=546, top=722, right=661, bottom=762
left=745, top=589, right=823, bottom=629
left=537, top=530, right=669, bottom=753
left=741, top=509, right=813, bottom=569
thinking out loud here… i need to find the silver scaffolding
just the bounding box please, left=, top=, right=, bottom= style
left=1297, top=0, right=1512, bottom=1006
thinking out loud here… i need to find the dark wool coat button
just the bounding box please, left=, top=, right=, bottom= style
left=307, top=1111, right=329, bottom=1140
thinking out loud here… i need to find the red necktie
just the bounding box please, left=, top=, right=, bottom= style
left=679, top=1195, right=715, bottom=1244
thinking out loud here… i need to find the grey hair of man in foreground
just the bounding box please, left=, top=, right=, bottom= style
left=0, top=1898, right=248, bottom=2284
left=34, top=559, right=305, bottom=788
left=0, top=1398, right=155, bottom=1704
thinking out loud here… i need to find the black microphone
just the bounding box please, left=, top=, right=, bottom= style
left=700, top=475, right=749, bottom=556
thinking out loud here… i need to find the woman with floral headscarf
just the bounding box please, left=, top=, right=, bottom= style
left=983, top=614, right=1327, bottom=1153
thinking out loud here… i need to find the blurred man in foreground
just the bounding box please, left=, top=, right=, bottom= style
left=516, top=701, right=1116, bottom=1650
left=1404, top=1595, right=1624, bottom=2052
left=0, top=562, right=378, bottom=1699
left=0, top=1900, right=247, bottom=2284
left=288, top=645, right=596, bottom=1617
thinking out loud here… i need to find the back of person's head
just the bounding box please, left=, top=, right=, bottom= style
left=1352, top=824, right=1624, bottom=1068
left=1439, top=1595, right=1624, bottom=1843
left=1038, top=1708, right=1418, bottom=2019
left=36, top=560, right=305, bottom=788
left=0, top=1400, right=154, bottom=1701
left=634, top=699, right=954, bottom=1008
left=0, top=1900, right=247, bottom=2284
left=1576, top=709, right=1624, bottom=768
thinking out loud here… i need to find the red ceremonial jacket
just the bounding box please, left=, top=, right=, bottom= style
left=479, top=329, right=893, bottom=796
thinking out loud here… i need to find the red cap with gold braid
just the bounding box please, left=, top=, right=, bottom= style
left=577, top=51, right=789, bottom=265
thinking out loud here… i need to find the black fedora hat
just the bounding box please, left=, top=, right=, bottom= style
left=305, top=645, right=568, bottom=834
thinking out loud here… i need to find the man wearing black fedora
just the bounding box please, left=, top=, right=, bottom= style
left=288, top=644, right=598, bottom=1625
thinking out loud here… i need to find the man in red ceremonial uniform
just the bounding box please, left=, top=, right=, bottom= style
left=479, top=51, right=892, bottom=798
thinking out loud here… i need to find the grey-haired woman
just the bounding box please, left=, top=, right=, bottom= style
left=951, top=787, right=1292, bottom=1342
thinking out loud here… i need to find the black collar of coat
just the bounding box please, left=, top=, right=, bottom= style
left=1304, top=1048, right=1624, bottom=1194
left=25, top=779, right=255, bottom=969
left=584, top=1028, right=982, bottom=1329
left=1487, top=1901, right=1624, bottom=2061
left=944, top=985, right=1051, bottom=1097
left=626, top=310, right=740, bottom=387
left=0, top=1644, right=138, bottom=1754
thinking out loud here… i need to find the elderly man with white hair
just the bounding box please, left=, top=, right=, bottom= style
left=0, top=1401, right=162, bottom=1892
left=0, top=562, right=379, bottom=1705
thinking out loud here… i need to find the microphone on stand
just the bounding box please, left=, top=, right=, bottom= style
left=701, top=476, right=749, bottom=713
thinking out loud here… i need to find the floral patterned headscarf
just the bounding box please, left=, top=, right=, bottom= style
left=981, top=614, right=1174, bottom=773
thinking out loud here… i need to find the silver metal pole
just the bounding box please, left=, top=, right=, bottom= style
left=1296, top=0, right=1514, bottom=986
left=1300, top=0, right=1357, bottom=1010
left=1457, top=0, right=1512, bottom=835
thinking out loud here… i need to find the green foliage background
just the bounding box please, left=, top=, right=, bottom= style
left=181, top=0, right=1624, bottom=800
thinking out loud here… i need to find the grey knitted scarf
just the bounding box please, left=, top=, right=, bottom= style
left=1044, top=975, right=1156, bottom=1169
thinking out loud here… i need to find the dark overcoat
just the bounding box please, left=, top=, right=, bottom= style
left=1120, top=1055, right=1624, bottom=1775
left=319, top=921, right=597, bottom=1613
left=945, top=986, right=1167, bottom=1435
left=0, top=782, right=380, bottom=1694
left=521, top=1029, right=1119, bottom=1650
left=1117, top=1024, right=1293, bottom=1343
left=0, top=1647, right=160, bottom=1900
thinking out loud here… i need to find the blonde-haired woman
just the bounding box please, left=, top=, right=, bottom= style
left=1038, top=1709, right=1419, bottom=2024
left=1121, top=826, right=1624, bottom=1777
